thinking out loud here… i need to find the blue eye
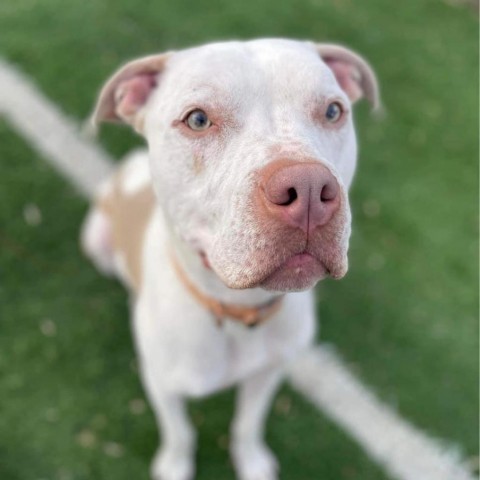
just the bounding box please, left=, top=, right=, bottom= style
left=325, top=102, right=343, bottom=123
left=185, top=109, right=211, bottom=131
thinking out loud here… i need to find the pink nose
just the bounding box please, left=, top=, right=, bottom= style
left=261, top=161, right=340, bottom=234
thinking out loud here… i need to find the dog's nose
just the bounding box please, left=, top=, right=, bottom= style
left=261, top=161, right=340, bottom=234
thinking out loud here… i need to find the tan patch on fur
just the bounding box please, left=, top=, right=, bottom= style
left=133, top=113, right=146, bottom=134
left=265, top=143, right=310, bottom=162
left=97, top=167, right=155, bottom=293
left=192, top=154, right=204, bottom=175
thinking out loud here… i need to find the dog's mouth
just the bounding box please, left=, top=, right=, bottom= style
left=205, top=241, right=347, bottom=292
left=258, top=251, right=329, bottom=292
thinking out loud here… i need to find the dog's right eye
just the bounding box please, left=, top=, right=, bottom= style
left=185, top=109, right=212, bottom=131
left=325, top=102, right=343, bottom=123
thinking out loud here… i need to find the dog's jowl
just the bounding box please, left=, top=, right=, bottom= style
left=81, top=39, right=379, bottom=480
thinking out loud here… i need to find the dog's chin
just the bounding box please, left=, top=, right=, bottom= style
left=259, top=253, right=329, bottom=292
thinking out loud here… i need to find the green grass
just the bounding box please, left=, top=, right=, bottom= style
left=0, top=0, right=478, bottom=478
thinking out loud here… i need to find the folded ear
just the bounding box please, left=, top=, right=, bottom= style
left=314, top=43, right=380, bottom=110
left=92, top=53, right=172, bottom=132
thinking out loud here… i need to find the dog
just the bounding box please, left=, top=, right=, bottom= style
left=81, top=38, right=379, bottom=480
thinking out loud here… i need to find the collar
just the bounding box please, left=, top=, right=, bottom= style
left=169, top=252, right=284, bottom=327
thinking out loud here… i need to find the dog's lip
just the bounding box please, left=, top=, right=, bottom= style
left=256, top=250, right=329, bottom=291
left=208, top=245, right=341, bottom=291
left=282, top=252, right=322, bottom=269
left=266, top=251, right=329, bottom=277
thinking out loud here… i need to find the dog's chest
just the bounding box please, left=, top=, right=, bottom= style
left=134, top=234, right=315, bottom=396
left=135, top=297, right=314, bottom=397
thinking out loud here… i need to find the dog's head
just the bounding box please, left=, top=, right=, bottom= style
left=93, top=39, right=379, bottom=292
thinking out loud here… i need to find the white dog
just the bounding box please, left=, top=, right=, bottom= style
left=81, top=38, right=379, bottom=480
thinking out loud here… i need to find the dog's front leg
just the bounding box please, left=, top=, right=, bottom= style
left=143, top=369, right=196, bottom=480
left=230, top=365, right=284, bottom=480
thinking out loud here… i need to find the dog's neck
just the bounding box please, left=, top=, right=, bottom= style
left=167, top=223, right=278, bottom=307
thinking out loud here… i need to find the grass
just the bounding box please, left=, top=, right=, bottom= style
left=0, top=0, right=478, bottom=478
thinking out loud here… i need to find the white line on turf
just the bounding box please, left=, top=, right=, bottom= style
left=0, top=58, right=475, bottom=480
left=289, top=345, right=475, bottom=480
left=0, top=59, right=113, bottom=197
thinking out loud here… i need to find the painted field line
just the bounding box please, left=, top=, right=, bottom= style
left=0, top=59, right=113, bottom=197
left=288, top=346, right=475, bottom=480
left=0, top=58, right=475, bottom=480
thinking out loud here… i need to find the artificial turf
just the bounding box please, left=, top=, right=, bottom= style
left=0, top=0, right=478, bottom=478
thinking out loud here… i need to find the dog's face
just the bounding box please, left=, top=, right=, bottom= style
left=94, top=39, right=379, bottom=292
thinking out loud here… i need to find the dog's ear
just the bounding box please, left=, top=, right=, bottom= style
left=314, top=44, right=380, bottom=111
left=92, top=53, right=172, bottom=133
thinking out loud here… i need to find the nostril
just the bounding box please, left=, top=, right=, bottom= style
left=279, top=187, right=298, bottom=206
left=320, top=183, right=337, bottom=202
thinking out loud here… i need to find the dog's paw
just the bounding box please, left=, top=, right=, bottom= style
left=231, top=440, right=279, bottom=480
left=150, top=447, right=194, bottom=480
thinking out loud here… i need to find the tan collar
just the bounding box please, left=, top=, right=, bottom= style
left=170, top=252, right=284, bottom=327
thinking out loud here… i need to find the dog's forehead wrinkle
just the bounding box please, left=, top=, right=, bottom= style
left=162, top=40, right=339, bottom=118
left=246, top=41, right=337, bottom=98
left=166, top=45, right=261, bottom=95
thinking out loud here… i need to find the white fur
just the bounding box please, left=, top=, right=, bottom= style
left=113, top=251, right=132, bottom=288
left=81, top=208, right=115, bottom=276
left=121, top=149, right=152, bottom=195
left=84, top=39, right=373, bottom=480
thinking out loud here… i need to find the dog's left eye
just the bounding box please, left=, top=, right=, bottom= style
left=325, top=102, right=343, bottom=123
left=185, top=109, right=212, bottom=131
